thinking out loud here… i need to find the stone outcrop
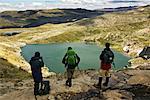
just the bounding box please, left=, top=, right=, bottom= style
left=0, top=67, right=150, bottom=100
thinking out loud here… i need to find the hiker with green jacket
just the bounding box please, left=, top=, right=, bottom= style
left=62, top=47, right=80, bottom=87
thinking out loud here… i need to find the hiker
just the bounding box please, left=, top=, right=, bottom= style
left=29, top=52, right=44, bottom=95
left=96, top=43, right=114, bottom=89
left=62, top=47, right=80, bottom=87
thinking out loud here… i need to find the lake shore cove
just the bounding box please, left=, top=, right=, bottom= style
left=21, top=42, right=130, bottom=73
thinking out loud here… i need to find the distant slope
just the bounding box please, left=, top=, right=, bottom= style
left=34, top=5, right=149, bottom=56
left=39, top=6, right=149, bottom=44
left=0, top=8, right=102, bottom=28
left=0, top=6, right=138, bottom=29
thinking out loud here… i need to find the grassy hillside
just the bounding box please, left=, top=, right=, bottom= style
left=33, top=5, right=150, bottom=53
left=0, top=9, right=101, bottom=28
left=0, top=6, right=149, bottom=51
left=0, top=58, right=31, bottom=79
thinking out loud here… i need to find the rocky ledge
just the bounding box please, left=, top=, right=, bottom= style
left=0, top=62, right=150, bottom=100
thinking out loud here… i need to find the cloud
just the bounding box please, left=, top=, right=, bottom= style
left=0, top=0, right=150, bottom=12
left=110, top=0, right=140, bottom=3
left=61, top=0, right=150, bottom=8
left=61, top=0, right=150, bottom=5
left=0, top=2, right=11, bottom=6
left=61, top=0, right=105, bottom=4
left=32, top=2, right=43, bottom=6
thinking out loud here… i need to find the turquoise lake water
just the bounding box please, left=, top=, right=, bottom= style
left=21, top=43, right=130, bottom=73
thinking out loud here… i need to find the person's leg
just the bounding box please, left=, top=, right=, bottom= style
left=103, top=77, right=110, bottom=86
left=38, top=81, right=43, bottom=95
left=96, top=69, right=105, bottom=89
left=66, top=68, right=70, bottom=86
left=97, top=77, right=102, bottom=89
left=103, top=70, right=111, bottom=86
left=68, top=69, right=75, bottom=87
left=66, top=79, right=69, bottom=86
left=34, top=82, right=39, bottom=95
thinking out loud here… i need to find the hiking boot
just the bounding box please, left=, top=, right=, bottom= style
left=68, top=78, right=72, bottom=87
left=66, top=78, right=72, bottom=87
left=94, top=84, right=101, bottom=89
left=103, top=77, right=109, bottom=87
left=103, top=83, right=108, bottom=87
left=95, top=77, right=102, bottom=89
left=65, top=79, right=69, bottom=86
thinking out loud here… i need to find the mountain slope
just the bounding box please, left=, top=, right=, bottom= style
left=0, top=9, right=102, bottom=28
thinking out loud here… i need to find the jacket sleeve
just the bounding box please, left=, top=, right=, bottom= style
left=29, top=57, right=33, bottom=66
left=100, top=51, right=104, bottom=60
left=76, top=54, right=80, bottom=64
left=40, top=57, right=44, bottom=67
left=62, top=53, right=67, bottom=64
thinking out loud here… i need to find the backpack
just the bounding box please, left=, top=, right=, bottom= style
left=39, top=80, right=50, bottom=95
left=102, top=50, right=114, bottom=64
left=66, top=50, right=77, bottom=66
left=42, top=80, right=50, bottom=95
left=30, top=57, right=44, bottom=68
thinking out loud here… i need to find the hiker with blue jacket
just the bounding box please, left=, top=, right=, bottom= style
left=62, top=47, right=80, bottom=87
left=96, top=43, right=114, bottom=89
left=29, top=52, right=44, bottom=95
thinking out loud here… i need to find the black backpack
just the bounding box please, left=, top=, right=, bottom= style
left=40, top=80, right=50, bottom=95
left=30, top=57, right=44, bottom=68
left=101, top=49, right=114, bottom=64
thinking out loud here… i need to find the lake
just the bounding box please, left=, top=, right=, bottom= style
left=21, top=43, right=130, bottom=73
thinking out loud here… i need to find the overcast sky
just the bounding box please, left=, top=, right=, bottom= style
left=0, top=0, right=150, bottom=11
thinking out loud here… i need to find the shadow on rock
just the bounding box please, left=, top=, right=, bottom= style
left=124, top=84, right=150, bottom=100
left=54, top=89, right=105, bottom=100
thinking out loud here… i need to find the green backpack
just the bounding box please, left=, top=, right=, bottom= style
left=66, top=50, right=77, bottom=65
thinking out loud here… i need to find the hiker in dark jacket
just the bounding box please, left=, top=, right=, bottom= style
left=96, top=43, right=114, bottom=89
left=29, top=52, right=44, bottom=95
left=62, top=47, right=80, bottom=87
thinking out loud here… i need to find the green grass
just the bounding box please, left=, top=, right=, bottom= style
left=0, top=58, right=31, bottom=79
